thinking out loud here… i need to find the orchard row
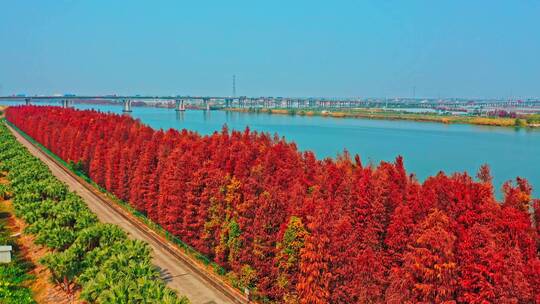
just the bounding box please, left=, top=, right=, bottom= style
left=0, top=121, right=188, bottom=304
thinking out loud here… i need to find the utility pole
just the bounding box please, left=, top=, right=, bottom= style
left=232, top=74, right=236, bottom=98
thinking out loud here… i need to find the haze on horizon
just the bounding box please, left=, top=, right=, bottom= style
left=0, top=0, right=539, bottom=99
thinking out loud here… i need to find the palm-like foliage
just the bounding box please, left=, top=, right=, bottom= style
left=0, top=219, right=36, bottom=303
left=40, top=249, right=81, bottom=293
left=0, top=183, right=10, bottom=200
left=0, top=123, right=189, bottom=303
left=0, top=261, right=36, bottom=304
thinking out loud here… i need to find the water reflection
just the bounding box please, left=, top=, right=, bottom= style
left=175, top=110, right=184, bottom=122
left=203, top=109, right=211, bottom=121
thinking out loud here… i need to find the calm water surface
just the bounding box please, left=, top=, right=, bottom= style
left=2, top=102, right=539, bottom=197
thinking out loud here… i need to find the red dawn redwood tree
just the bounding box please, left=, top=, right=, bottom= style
left=274, top=216, right=308, bottom=303
left=456, top=223, right=503, bottom=303
left=157, top=146, right=190, bottom=235
left=104, top=141, right=121, bottom=194
left=387, top=209, right=458, bottom=303
left=183, top=165, right=224, bottom=255
left=503, top=177, right=533, bottom=212
left=89, top=139, right=107, bottom=187
left=129, top=135, right=160, bottom=213
left=5, top=105, right=540, bottom=303
left=146, top=129, right=175, bottom=222
left=477, top=163, right=493, bottom=184
left=296, top=190, right=332, bottom=304
left=535, top=199, right=540, bottom=248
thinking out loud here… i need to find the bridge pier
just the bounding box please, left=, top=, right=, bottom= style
left=25, top=98, right=31, bottom=106
left=203, top=98, right=210, bottom=111
left=122, top=99, right=132, bottom=112
left=225, top=98, right=233, bottom=108
left=61, top=99, right=73, bottom=108
left=175, top=99, right=186, bottom=111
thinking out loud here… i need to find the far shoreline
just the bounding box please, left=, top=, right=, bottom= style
left=224, top=107, right=540, bottom=129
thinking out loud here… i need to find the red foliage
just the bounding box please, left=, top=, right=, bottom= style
left=6, top=106, right=540, bottom=302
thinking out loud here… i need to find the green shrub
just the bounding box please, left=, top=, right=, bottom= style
left=0, top=221, right=35, bottom=303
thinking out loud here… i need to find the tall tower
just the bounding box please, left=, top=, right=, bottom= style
left=232, top=74, right=236, bottom=97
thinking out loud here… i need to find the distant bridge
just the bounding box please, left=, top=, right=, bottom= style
left=1, top=95, right=539, bottom=113
left=0, top=95, right=235, bottom=112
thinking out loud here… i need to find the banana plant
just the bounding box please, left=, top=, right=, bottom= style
left=0, top=123, right=189, bottom=303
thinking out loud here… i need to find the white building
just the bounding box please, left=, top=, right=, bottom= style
left=0, top=245, right=13, bottom=263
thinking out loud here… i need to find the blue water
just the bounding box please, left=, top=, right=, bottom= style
left=2, top=101, right=539, bottom=197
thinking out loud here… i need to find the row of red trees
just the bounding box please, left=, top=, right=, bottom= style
left=6, top=106, right=540, bottom=303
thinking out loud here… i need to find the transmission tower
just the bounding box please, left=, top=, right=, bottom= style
left=232, top=74, right=236, bottom=97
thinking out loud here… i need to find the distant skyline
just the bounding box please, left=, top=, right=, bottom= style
left=0, top=0, right=539, bottom=98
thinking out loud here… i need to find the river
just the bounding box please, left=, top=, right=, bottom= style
left=2, top=101, right=539, bottom=197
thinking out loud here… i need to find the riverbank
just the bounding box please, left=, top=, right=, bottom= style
left=225, top=107, right=540, bottom=128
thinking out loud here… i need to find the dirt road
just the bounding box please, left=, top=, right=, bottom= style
left=7, top=123, right=243, bottom=304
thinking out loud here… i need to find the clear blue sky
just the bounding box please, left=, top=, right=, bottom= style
left=1, top=0, right=538, bottom=98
